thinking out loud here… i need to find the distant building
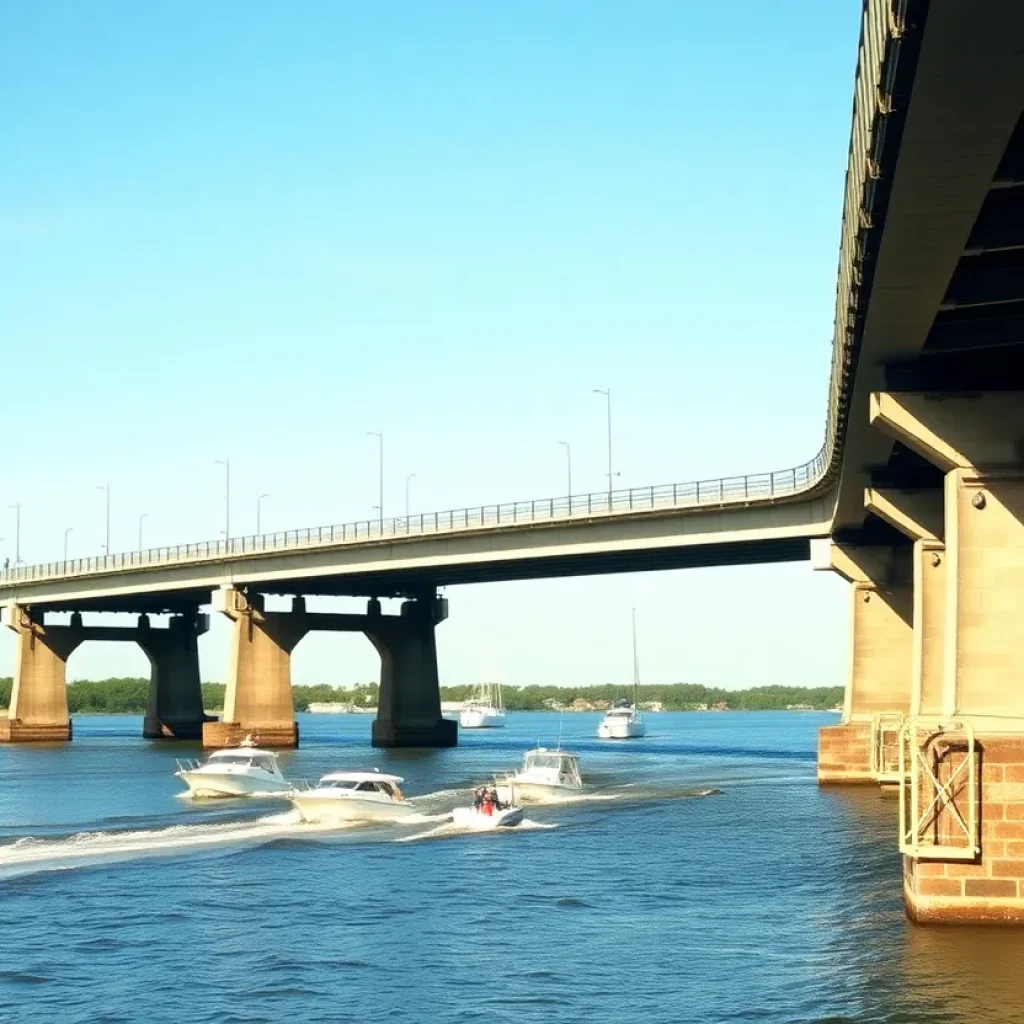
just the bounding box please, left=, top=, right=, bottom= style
left=307, top=702, right=375, bottom=714
left=639, top=701, right=664, bottom=713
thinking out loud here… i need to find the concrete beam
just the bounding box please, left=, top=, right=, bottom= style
left=864, top=487, right=944, bottom=542
left=0, top=497, right=831, bottom=611
left=812, top=540, right=911, bottom=586
left=870, top=392, right=1024, bottom=472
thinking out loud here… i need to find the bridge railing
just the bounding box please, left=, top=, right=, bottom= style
left=0, top=450, right=828, bottom=587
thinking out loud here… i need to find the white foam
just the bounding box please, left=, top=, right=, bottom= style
left=0, top=813, right=348, bottom=877
left=395, top=817, right=556, bottom=843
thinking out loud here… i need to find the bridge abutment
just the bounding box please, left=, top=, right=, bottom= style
left=203, top=588, right=306, bottom=749
left=367, top=593, right=456, bottom=748
left=814, top=542, right=913, bottom=784
left=871, top=392, right=1024, bottom=924
left=139, top=611, right=212, bottom=740
left=0, top=606, right=81, bottom=742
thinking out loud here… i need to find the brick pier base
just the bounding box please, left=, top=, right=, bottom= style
left=818, top=722, right=873, bottom=784
left=904, top=737, right=1024, bottom=924
left=0, top=717, right=73, bottom=742
left=201, top=720, right=299, bottom=749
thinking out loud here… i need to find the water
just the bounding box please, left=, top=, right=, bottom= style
left=2, top=711, right=1024, bottom=1024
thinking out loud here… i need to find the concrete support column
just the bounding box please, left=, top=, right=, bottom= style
left=0, top=607, right=82, bottom=742
left=139, top=611, right=212, bottom=740
left=864, top=488, right=945, bottom=718
left=203, top=588, right=308, bottom=748
left=871, top=391, right=1024, bottom=923
left=814, top=542, right=913, bottom=783
left=366, top=593, right=457, bottom=748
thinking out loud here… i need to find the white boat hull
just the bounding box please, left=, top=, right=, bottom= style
left=451, top=806, right=523, bottom=830
left=290, top=793, right=417, bottom=824
left=597, top=719, right=646, bottom=739
left=459, top=710, right=506, bottom=729
left=496, top=780, right=581, bottom=804
left=176, top=771, right=292, bottom=798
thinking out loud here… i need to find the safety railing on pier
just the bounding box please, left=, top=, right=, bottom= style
left=0, top=451, right=829, bottom=587
left=898, top=718, right=979, bottom=861
left=870, top=711, right=904, bottom=784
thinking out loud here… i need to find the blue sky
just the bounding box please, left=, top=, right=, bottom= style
left=1, top=1, right=858, bottom=688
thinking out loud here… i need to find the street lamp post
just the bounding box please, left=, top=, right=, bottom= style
left=214, top=458, right=231, bottom=545
left=138, top=513, right=148, bottom=550
left=367, top=431, right=383, bottom=530
left=558, top=441, right=572, bottom=506
left=592, top=388, right=614, bottom=505
left=96, top=485, right=110, bottom=554
left=64, top=527, right=73, bottom=561
left=405, top=473, right=417, bottom=519
left=256, top=493, right=270, bottom=535
left=8, top=502, right=21, bottom=564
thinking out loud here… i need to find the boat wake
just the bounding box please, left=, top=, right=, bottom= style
left=395, top=818, right=557, bottom=843
left=0, top=812, right=349, bottom=879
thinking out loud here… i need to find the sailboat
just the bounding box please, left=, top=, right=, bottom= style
left=459, top=682, right=507, bottom=729
left=597, top=608, right=646, bottom=739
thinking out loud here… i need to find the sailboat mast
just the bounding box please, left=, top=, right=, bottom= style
left=632, top=607, right=640, bottom=706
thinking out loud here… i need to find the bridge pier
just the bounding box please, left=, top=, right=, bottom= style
left=366, top=593, right=457, bottom=749
left=871, top=392, right=1024, bottom=924
left=814, top=543, right=912, bottom=784
left=203, top=589, right=305, bottom=749
left=139, top=611, right=212, bottom=740
left=0, top=606, right=81, bottom=742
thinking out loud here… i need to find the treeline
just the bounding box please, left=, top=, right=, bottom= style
left=0, top=678, right=842, bottom=714
left=441, top=683, right=842, bottom=711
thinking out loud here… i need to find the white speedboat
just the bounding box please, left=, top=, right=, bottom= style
left=451, top=804, right=524, bottom=830
left=459, top=682, right=506, bottom=729
left=496, top=748, right=583, bottom=803
left=175, top=737, right=290, bottom=798
left=598, top=607, right=646, bottom=740
left=289, top=771, right=414, bottom=823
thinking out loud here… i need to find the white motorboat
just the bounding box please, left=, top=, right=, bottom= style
left=452, top=784, right=524, bottom=829
left=451, top=804, right=524, bottom=830
left=175, top=736, right=290, bottom=798
left=598, top=703, right=645, bottom=739
left=597, top=607, right=647, bottom=740
left=459, top=682, right=506, bottom=729
left=496, top=747, right=583, bottom=803
left=289, top=771, right=415, bottom=824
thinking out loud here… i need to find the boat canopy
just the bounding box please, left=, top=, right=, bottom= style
left=522, top=748, right=579, bottom=772
left=319, top=771, right=404, bottom=784
left=208, top=748, right=279, bottom=761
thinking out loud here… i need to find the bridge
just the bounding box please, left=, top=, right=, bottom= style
left=2, top=0, right=1024, bottom=925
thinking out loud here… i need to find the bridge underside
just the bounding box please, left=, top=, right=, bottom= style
left=15, top=534, right=815, bottom=614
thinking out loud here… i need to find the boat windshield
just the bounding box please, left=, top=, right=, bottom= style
left=526, top=752, right=576, bottom=772
left=321, top=779, right=360, bottom=790
left=209, top=754, right=275, bottom=769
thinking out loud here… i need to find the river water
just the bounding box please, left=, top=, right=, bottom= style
left=2, top=711, right=1024, bottom=1024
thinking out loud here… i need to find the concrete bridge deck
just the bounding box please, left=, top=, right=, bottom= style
left=0, top=462, right=832, bottom=611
